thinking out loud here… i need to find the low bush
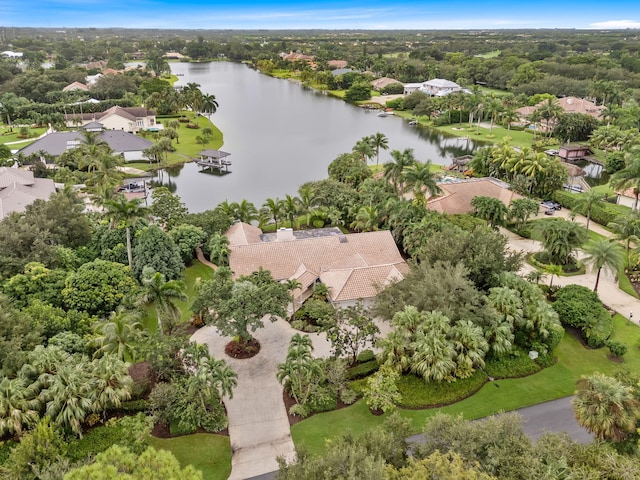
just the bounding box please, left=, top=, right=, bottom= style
left=308, top=387, right=338, bottom=413
left=484, top=353, right=541, bottom=379
left=607, top=340, right=628, bottom=358
left=356, top=349, right=375, bottom=363
left=346, top=359, right=379, bottom=380
left=395, top=371, right=486, bottom=408
left=553, top=190, right=619, bottom=227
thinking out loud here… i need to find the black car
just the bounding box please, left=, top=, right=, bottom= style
left=540, top=200, right=561, bottom=211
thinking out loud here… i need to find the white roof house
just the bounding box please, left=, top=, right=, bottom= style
left=404, top=78, right=468, bottom=97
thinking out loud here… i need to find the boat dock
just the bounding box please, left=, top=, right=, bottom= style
left=195, top=149, right=232, bottom=174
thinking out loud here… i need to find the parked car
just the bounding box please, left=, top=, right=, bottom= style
left=564, top=184, right=583, bottom=193
left=540, top=200, right=561, bottom=210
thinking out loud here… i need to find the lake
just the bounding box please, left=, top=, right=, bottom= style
left=154, top=62, right=480, bottom=212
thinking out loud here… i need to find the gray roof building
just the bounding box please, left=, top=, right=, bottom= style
left=0, top=167, right=56, bottom=220
left=17, top=129, right=153, bottom=160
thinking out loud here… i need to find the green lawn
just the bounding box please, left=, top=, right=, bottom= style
left=147, top=433, right=232, bottom=480
left=0, top=126, right=47, bottom=145
left=291, top=315, right=640, bottom=456
left=141, top=260, right=215, bottom=331
left=437, top=124, right=546, bottom=150
left=125, top=113, right=223, bottom=172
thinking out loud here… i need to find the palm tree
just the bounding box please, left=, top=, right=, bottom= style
left=608, top=212, right=640, bottom=269
left=537, top=98, right=563, bottom=137
left=182, top=82, right=203, bottom=126
left=350, top=205, right=380, bottom=232
left=485, top=96, right=503, bottom=134
left=352, top=137, right=375, bottom=164
left=297, top=184, right=318, bottom=227
left=534, top=220, right=587, bottom=265
left=384, top=148, right=417, bottom=196
left=449, top=320, right=489, bottom=379
left=544, top=264, right=563, bottom=289
left=500, top=106, right=520, bottom=130
left=402, top=161, right=441, bottom=205
left=285, top=279, right=302, bottom=315
left=573, top=373, right=640, bottom=442
left=44, top=363, right=93, bottom=438
left=277, top=333, right=321, bottom=405
left=369, top=132, right=389, bottom=165
left=90, top=309, right=144, bottom=362
left=261, top=197, right=284, bottom=230
left=233, top=199, right=259, bottom=224
left=104, top=196, right=147, bottom=270
left=200, top=93, right=219, bottom=119
left=138, top=267, right=188, bottom=335
left=0, top=377, right=39, bottom=438
left=283, top=194, right=300, bottom=228
left=89, top=355, right=132, bottom=418
left=583, top=239, right=624, bottom=292
left=574, top=190, right=604, bottom=232
left=610, top=151, right=640, bottom=210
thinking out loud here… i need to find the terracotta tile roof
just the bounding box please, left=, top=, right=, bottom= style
left=370, top=77, right=402, bottom=90
left=227, top=228, right=406, bottom=303
left=321, top=264, right=405, bottom=302
left=226, top=222, right=264, bottom=246
left=328, top=60, right=348, bottom=68
left=426, top=178, right=522, bottom=215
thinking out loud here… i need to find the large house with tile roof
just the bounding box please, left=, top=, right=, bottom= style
left=64, top=106, right=157, bottom=133
left=226, top=223, right=408, bottom=309
left=0, top=167, right=56, bottom=220
left=426, top=177, right=523, bottom=215
left=17, top=124, right=153, bottom=163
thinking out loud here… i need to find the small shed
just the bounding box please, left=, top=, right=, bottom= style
left=450, top=155, right=473, bottom=172
left=559, top=145, right=593, bottom=161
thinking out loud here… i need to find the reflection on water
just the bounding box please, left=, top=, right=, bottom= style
left=154, top=62, right=481, bottom=212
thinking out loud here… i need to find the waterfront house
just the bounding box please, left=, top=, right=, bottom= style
left=426, top=177, right=522, bottom=215
left=226, top=223, right=407, bottom=310
left=64, top=106, right=157, bottom=133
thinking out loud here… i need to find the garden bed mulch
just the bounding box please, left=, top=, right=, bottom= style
left=225, top=338, right=261, bottom=359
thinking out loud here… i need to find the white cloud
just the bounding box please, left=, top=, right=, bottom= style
left=590, top=19, right=640, bottom=29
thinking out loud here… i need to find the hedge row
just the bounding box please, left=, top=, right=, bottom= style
left=552, top=190, right=620, bottom=227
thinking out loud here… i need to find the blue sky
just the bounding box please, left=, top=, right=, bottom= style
left=1, top=1, right=640, bottom=30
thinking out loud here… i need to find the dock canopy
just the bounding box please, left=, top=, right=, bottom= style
left=198, top=150, right=231, bottom=161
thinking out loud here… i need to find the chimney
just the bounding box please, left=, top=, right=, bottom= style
left=276, top=227, right=295, bottom=242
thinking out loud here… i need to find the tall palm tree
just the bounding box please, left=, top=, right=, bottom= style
left=283, top=194, right=300, bottom=228
left=90, top=309, right=144, bottom=362
left=277, top=333, right=320, bottom=405
left=537, top=98, right=563, bottom=137
left=200, top=93, right=219, bottom=119
left=369, top=132, right=389, bottom=165
left=352, top=137, right=375, bottom=164
left=384, top=148, right=417, bottom=196
left=297, top=184, right=318, bottom=227
left=610, top=151, right=640, bottom=211
left=402, top=161, right=441, bottom=205
left=485, top=96, right=503, bottom=134
left=0, top=377, right=40, bottom=438
left=138, top=267, right=187, bottom=335
left=182, top=82, right=203, bottom=126
left=573, top=373, right=640, bottom=442
left=583, top=239, right=624, bottom=292
left=574, top=190, right=604, bottom=232
left=104, top=196, right=147, bottom=270
left=261, top=197, right=284, bottom=229
left=608, top=212, right=640, bottom=269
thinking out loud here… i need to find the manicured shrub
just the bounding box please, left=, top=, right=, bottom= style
left=484, top=353, right=541, bottom=379
left=308, top=387, right=338, bottom=413
left=356, top=349, right=375, bottom=363
left=607, top=340, right=628, bottom=358
left=346, top=359, right=380, bottom=380
left=340, top=388, right=358, bottom=405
